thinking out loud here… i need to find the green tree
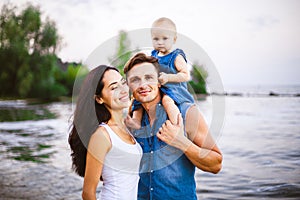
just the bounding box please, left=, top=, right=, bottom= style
left=55, top=62, right=89, bottom=96
left=109, top=30, right=132, bottom=75
left=189, top=64, right=208, bottom=94
left=0, top=2, right=65, bottom=99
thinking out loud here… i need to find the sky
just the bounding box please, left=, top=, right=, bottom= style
left=1, top=0, right=300, bottom=87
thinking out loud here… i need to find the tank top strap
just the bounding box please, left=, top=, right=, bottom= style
left=99, top=123, right=119, bottom=143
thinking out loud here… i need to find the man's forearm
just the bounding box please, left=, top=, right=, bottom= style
left=175, top=137, right=222, bottom=174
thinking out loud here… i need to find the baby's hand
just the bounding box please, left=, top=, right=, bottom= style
left=159, top=72, right=168, bottom=85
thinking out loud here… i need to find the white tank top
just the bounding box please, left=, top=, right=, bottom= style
left=98, top=123, right=142, bottom=200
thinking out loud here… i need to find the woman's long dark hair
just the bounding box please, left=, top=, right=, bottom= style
left=68, top=65, right=118, bottom=177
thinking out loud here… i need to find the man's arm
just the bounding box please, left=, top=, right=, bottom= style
left=157, top=105, right=222, bottom=174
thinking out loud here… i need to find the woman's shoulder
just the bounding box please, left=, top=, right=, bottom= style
left=90, top=126, right=111, bottom=145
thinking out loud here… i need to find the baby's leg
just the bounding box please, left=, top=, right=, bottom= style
left=162, top=94, right=180, bottom=124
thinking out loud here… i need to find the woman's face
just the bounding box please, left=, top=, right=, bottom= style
left=98, top=69, right=130, bottom=110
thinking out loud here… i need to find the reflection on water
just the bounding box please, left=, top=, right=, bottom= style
left=7, top=144, right=53, bottom=163
left=0, top=100, right=70, bottom=165
left=0, top=100, right=56, bottom=122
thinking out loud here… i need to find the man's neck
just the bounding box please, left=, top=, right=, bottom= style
left=141, top=92, right=161, bottom=125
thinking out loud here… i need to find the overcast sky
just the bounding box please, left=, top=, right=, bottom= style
left=2, top=0, right=300, bottom=86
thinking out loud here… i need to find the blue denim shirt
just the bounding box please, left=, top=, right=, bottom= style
left=132, top=101, right=197, bottom=200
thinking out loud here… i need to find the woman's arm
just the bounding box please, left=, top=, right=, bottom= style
left=82, top=127, right=111, bottom=200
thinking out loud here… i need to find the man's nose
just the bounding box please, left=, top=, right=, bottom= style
left=138, top=78, right=148, bottom=88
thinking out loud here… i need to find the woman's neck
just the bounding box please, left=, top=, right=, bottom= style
left=107, top=110, right=125, bottom=127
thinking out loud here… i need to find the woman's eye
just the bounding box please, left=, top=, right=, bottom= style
left=131, top=78, right=138, bottom=83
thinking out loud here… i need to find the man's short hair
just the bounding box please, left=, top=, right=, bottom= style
left=124, top=53, right=160, bottom=74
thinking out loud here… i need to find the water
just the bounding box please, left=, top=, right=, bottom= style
left=0, top=86, right=300, bottom=199
left=197, top=96, right=300, bottom=199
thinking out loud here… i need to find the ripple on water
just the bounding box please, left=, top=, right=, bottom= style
left=241, top=183, right=300, bottom=198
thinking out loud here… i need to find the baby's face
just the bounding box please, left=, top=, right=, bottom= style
left=151, top=26, right=176, bottom=55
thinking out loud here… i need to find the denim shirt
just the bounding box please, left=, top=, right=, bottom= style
left=132, top=102, right=197, bottom=200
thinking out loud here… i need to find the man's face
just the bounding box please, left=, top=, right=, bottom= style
left=126, top=62, right=160, bottom=104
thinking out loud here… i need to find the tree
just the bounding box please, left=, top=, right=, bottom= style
left=109, top=30, right=132, bottom=75
left=188, top=64, right=208, bottom=94
left=0, top=2, right=65, bottom=99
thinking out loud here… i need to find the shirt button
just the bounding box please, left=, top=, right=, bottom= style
left=158, top=103, right=161, bottom=106
left=150, top=170, right=153, bottom=173
left=150, top=151, right=153, bottom=154
left=150, top=188, right=153, bottom=191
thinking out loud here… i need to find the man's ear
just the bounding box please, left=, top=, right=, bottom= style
left=94, top=95, right=103, bottom=104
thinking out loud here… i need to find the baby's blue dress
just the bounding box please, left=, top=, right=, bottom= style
left=151, top=48, right=194, bottom=104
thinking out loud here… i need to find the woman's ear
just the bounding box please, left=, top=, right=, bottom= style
left=94, top=95, right=103, bottom=104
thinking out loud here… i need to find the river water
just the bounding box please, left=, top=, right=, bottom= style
left=0, top=86, right=300, bottom=199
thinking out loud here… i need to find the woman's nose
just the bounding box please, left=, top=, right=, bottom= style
left=120, top=83, right=129, bottom=93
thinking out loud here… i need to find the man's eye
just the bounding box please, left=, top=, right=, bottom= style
left=146, top=76, right=153, bottom=80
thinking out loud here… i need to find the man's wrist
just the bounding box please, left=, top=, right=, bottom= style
left=178, top=137, right=193, bottom=153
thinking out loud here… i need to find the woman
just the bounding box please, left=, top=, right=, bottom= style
left=68, top=65, right=142, bottom=200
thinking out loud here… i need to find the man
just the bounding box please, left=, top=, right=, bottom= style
left=124, top=53, right=222, bottom=200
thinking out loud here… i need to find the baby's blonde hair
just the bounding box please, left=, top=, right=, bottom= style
left=152, top=17, right=177, bottom=33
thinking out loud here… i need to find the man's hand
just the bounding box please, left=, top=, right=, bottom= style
left=156, top=114, right=191, bottom=151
